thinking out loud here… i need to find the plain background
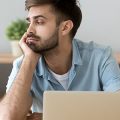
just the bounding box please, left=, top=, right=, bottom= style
left=0, top=0, right=120, bottom=53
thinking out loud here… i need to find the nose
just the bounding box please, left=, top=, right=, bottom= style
left=27, top=23, right=36, bottom=35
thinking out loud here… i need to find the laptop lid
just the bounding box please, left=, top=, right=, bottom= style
left=43, top=91, right=120, bottom=120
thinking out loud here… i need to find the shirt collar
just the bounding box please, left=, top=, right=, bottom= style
left=36, top=56, right=46, bottom=77
left=36, top=39, right=83, bottom=77
left=72, top=39, right=83, bottom=66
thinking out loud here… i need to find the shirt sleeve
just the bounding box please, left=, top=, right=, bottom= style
left=6, top=56, right=23, bottom=92
left=99, top=47, right=120, bottom=91
left=31, top=97, right=43, bottom=113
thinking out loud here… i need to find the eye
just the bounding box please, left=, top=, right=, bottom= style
left=36, top=20, right=45, bottom=25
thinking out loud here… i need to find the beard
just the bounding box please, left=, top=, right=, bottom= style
left=27, top=28, right=59, bottom=54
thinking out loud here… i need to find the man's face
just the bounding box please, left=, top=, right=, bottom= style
left=26, top=5, right=59, bottom=54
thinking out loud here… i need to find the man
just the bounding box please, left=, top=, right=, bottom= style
left=0, top=0, right=120, bottom=120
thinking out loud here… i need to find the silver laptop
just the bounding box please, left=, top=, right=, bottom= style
left=43, top=91, right=120, bottom=120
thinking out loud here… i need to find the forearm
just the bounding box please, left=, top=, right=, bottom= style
left=0, top=56, right=39, bottom=120
left=8, top=56, right=38, bottom=104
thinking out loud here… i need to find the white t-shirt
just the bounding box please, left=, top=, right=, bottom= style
left=48, top=68, right=69, bottom=90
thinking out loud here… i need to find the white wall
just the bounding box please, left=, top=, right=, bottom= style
left=0, top=0, right=120, bottom=53
left=76, top=0, right=120, bottom=51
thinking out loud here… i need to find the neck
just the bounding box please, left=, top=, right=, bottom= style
left=43, top=38, right=72, bottom=75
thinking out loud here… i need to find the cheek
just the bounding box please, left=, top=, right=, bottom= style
left=36, top=26, right=57, bottom=39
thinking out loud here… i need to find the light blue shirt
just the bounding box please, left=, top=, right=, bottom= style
left=6, top=39, right=120, bottom=112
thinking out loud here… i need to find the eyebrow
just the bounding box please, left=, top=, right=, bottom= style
left=26, top=15, right=48, bottom=21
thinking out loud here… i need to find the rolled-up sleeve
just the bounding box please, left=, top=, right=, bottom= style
left=6, top=56, right=23, bottom=92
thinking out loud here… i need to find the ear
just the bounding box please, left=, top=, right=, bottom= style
left=60, top=20, right=73, bottom=36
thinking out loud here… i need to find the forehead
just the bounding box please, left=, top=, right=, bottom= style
left=27, top=4, right=55, bottom=19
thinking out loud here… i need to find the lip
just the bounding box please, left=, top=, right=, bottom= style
left=27, top=37, right=38, bottom=41
left=27, top=38, right=39, bottom=44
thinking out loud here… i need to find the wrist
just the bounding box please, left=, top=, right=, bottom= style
left=23, top=55, right=40, bottom=70
left=24, top=54, right=40, bottom=64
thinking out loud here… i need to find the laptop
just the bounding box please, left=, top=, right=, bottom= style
left=43, top=91, right=120, bottom=120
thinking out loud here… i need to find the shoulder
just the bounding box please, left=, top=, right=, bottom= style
left=74, top=39, right=112, bottom=58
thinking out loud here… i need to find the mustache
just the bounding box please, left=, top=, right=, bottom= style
left=27, top=32, right=40, bottom=39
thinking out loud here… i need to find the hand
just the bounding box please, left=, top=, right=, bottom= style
left=19, top=32, right=40, bottom=60
left=26, top=112, right=42, bottom=120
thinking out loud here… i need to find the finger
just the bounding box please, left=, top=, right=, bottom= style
left=27, top=110, right=32, bottom=116
left=26, top=113, right=42, bottom=120
left=19, top=32, right=27, bottom=45
left=19, top=32, right=29, bottom=49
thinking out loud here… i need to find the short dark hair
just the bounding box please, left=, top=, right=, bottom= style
left=25, top=0, right=82, bottom=38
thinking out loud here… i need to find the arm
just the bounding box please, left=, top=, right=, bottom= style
left=0, top=33, right=40, bottom=120
left=99, top=47, right=120, bottom=91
